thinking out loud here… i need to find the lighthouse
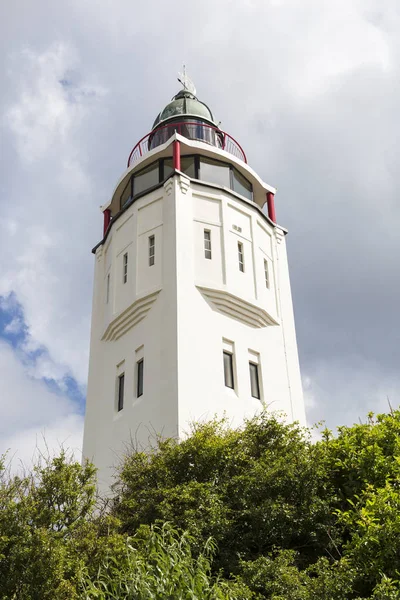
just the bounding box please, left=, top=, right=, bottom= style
left=83, top=77, right=306, bottom=489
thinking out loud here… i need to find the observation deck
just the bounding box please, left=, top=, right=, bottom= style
left=127, top=120, right=247, bottom=168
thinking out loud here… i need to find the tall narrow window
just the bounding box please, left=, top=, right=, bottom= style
left=223, top=351, right=234, bottom=389
left=204, top=229, right=212, bottom=259
left=137, top=358, right=144, bottom=397
left=123, top=253, right=128, bottom=283
left=106, top=273, right=110, bottom=304
left=238, top=242, right=244, bottom=272
left=149, top=235, right=155, bottom=266
left=264, top=259, right=270, bottom=289
left=249, top=362, right=261, bottom=399
left=117, top=373, right=125, bottom=411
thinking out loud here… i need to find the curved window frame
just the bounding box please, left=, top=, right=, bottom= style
left=119, top=155, right=253, bottom=210
left=148, top=118, right=224, bottom=152
left=120, top=177, right=133, bottom=210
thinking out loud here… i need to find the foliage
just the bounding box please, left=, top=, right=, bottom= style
left=0, top=453, right=249, bottom=599
left=0, top=452, right=128, bottom=599
left=239, top=551, right=357, bottom=600
left=316, top=411, right=400, bottom=508
left=83, top=522, right=252, bottom=599
left=113, top=410, right=400, bottom=598
left=314, top=411, right=400, bottom=596
left=0, top=451, right=98, bottom=599
left=3, top=410, right=400, bottom=598
left=113, top=414, right=332, bottom=572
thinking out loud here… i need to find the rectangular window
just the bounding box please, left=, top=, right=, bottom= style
left=232, top=168, right=253, bottom=200
left=180, top=156, right=196, bottom=179
left=238, top=242, right=244, bottom=272
left=204, top=229, right=212, bottom=259
left=106, top=273, right=110, bottom=304
left=264, top=259, right=270, bottom=289
left=117, top=373, right=125, bottom=411
left=223, top=351, right=234, bottom=389
left=123, top=253, right=128, bottom=283
left=137, top=358, right=144, bottom=397
left=149, top=235, right=155, bottom=266
left=249, top=362, right=261, bottom=399
left=133, top=162, right=159, bottom=196
left=162, top=158, right=174, bottom=180
left=200, top=157, right=231, bottom=188
left=120, top=177, right=133, bottom=210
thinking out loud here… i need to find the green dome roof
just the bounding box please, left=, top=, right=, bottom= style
left=152, top=89, right=216, bottom=130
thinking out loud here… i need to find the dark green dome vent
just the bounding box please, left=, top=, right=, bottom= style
left=152, top=89, right=216, bottom=129
left=149, top=87, right=223, bottom=152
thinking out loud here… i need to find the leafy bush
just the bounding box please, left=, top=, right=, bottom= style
left=3, top=410, right=400, bottom=598
left=113, top=414, right=332, bottom=572
left=83, top=523, right=252, bottom=599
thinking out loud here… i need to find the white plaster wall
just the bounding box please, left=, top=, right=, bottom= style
left=225, top=205, right=255, bottom=300
left=83, top=169, right=305, bottom=492
left=174, top=177, right=304, bottom=434
left=255, top=221, right=279, bottom=322
left=83, top=186, right=178, bottom=490
left=273, top=234, right=306, bottom=425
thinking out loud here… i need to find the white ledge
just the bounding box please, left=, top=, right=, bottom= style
left=197, top=286, right=279, bottom=328
left=102, top=290, right=161, bottom=341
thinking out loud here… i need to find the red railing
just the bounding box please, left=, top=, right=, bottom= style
left=127, top=121, right=247, bottom=168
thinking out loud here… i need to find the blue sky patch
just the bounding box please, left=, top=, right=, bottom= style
left=0, top=292, right=85, bottom=410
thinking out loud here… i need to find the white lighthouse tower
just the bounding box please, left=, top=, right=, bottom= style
left=83, top=78, right=306, bottom=489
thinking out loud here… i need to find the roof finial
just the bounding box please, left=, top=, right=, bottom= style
left=177, top=65, right=196, bottom=96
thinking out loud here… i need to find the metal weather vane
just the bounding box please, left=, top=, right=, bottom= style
left=178, top=65, right=196, bottom=96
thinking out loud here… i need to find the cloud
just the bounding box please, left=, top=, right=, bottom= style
left=0, top=293, right=85, bottom=402
left=5, top=43, right=106, bottom=163
left=4, top=316, right=24, bottom=335
left=1, top=42, right=108, bottom=386
left=0, top=339, right=83, bottom=469
left=303, top=357, right=400, bottom=431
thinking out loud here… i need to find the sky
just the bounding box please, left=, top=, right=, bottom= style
left=1, top=0, right=400, bottom=466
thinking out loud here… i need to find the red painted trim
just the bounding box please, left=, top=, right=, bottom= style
left=103, top=209, right=111, bottom=236
left=266, top=192, right=276, bottom=222
left=173, top=140, right=181, bottom=171
left=127, top=131, right=149, bottom=167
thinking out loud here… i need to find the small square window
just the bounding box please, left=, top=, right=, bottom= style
left=264, top=259, right=270, bottom=289
left=238, top=242, right=244, bottom=272
left=123, top=253, right=128, bottom=283
left=223, top=351, right=235, bottom=389
left=117, top=373, right=125, bottom=411
left=149, top=235, right=155, bottom=267
left=204, top=229, right=212, bottom=259
left=106, top=273, right=110, bottom=304
left=249, top=362, right=261, bottom=399
left=137, top=358, right=144, bottom=397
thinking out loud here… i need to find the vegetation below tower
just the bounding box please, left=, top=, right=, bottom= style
left=2, top=410, right=400, bottom=599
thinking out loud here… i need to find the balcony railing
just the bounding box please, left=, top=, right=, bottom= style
left=127, top=121, right=247, bottom=168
